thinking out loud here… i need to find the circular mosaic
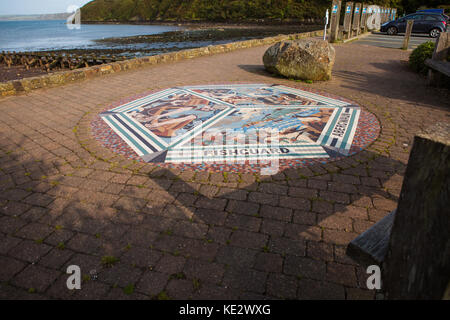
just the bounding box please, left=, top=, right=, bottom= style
left=92, top=84, right=380, bottom=173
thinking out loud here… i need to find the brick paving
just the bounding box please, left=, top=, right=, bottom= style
left=0, top=40, right=449, bottom=300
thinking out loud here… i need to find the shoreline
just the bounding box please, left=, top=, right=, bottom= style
left=1, top=24, right=321, bottom=83
left=80, top=20, right=322, bottom=28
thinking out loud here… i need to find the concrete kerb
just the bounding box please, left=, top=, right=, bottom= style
left=0, top=30, right=324, bottom=97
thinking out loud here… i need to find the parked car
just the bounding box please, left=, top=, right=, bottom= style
left=380, top=13, right=447, bottom=38
left=416, top=9, right=449, bottom=22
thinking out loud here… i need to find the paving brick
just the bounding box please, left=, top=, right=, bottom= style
left=225, top=213, right=261, bottom=232
left=260, top=219, right=285, bottom=237
left=100, top=264, right=143, bottom=287
left=206, top=226, right=232, bottom=245
left=0, top=256, right=26, bottom=281
left=266, top=273, right=298, bottom=299
left=73, top=280, right=110, bottom=300
left=229, top=230, right=268, bottom=250
left=216, top=246, right=257, bottom=268
left=0, top=201, right=31, bottom=216
left=0, top=234, right=22, bottom=254
left=136, top=271, right=169, bottom=296
left=195, top=196, right=227, bottom=211
left=180, top=239, right=219, bottom=261
left=279, top=196, right=311, bottom=211
left=44, top=229, right=75, bottom=246
left=288, top=187, right=318, bottom=199
left=268, top=237, right=306, bottom=257
left=121, top=247, right=162, bottom=268
left=165, top=278, right=194, bottom=299
left=311, top=200, right=333, bottom=214
left=0, top=216, right=28, bottom=234
left=285, top=224, right=322, bottom=241
left=346, top=287, right=376, bottom=300
left=155, top=254, right=186, bottom=275
left=333, top=174, right=361, bottom=185
left=121, top=227, right=159, bottom=247
left=372, top=197, right=397, bottom=211
left=15, top=222, right=54, bottom=241
left=318, top=214, right=353, bottom=231
left=12, top=264, right=60, bottom=293
left=39, top=248, right=74, bottom=269
left=284, top=255, right=326, bottom=281
left=193, top=208, right=227, bottom=226
left=320, top=191, right=350, bottom=204
left=260, top=205, right=292, bottom=222
left=226, top=200, right=259, bottom=215
left=307, top=241, right=334, bottom=262
left=293, top=210, right=316, bottom=225
left=258, top=183, right=288, bottom=195
left=191, top=284, right=239, bottom=300
left=254, top=252, right=283, bottom=272
left=297, top=279, right=345, bottom=300
left=326, top=262, right=358, bottom=287
left=184, top=259, right=225, bottom=284
left=222, top=267, right=267, bottom=293
left=172, top=221, right=208, bottom=239
left=66, top=233, right=102, bottom=255
left=323, top=229, right=358, bottom=246
left=9, top=240, right=52, bottom=263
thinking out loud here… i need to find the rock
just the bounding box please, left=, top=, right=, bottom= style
left=263, top=39, right=336, bottom=81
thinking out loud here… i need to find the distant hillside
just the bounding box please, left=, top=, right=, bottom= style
left=80, top=0, right=332, bottom=22
left=0, top=13, right=71, bottom=21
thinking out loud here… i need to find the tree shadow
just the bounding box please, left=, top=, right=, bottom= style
left=0, top=125, right=406, bottom=300
left=334, top=60, right=450, bottom=111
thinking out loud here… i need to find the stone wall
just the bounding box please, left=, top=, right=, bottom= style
left=0, top=30, right=323, bottom=97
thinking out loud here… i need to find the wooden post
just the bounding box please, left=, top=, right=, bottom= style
left=352, top=3, right=362, bottom=37
left=329, top=0, right=342, bottom=43
left=383, top=123, right=450, bottom=299
left=402, top=20, right=414, bottom=50
left=360, top=5, right=368, bottom=33
left=343, top=2, right=354, bottom=40
left=432, top=32, right=450, bottom=61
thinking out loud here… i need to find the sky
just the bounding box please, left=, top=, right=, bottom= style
left=0, top=0, right=94, bottom=15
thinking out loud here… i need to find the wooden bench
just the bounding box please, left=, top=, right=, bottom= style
left=425, top=33, right=450, bottom=88
left=347, top=122, right=450, bottom=299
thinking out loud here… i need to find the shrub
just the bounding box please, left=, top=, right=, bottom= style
left=409, top=42, right=435, bottom=75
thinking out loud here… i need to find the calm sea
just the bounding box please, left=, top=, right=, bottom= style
left=0, top=20, right=179, bottom=52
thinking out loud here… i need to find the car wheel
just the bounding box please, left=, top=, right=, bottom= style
left=387, top=27, right=398, bottom=35
left=429, top=28, right=440, bottom=38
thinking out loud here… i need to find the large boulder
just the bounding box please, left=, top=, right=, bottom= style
left=263, top=39, right=336, bottom=81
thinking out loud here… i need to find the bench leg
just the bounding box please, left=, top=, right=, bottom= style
left=427, top=69, right=450, bottom=89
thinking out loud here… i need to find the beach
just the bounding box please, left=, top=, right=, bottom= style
left=0, top=21, right=321, bottom=82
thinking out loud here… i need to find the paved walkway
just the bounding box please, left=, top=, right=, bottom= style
left=0, top=40, right=449, bottom=300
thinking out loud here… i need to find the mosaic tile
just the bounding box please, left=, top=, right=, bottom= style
left=92, top=84, right=381, bottom=173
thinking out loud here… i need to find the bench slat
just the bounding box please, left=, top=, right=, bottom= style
left=425, top=59, right=450, bottom=77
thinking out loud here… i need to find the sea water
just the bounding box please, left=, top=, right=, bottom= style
left=0, top=20, right=179, bottom=52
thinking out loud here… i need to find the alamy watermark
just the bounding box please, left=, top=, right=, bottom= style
left=66, top=5, right=81, bottom=30
left=366, top=6, right=382, bottom=31
left=366, top=265, right=382, bottom=290
left=164, top=123, right=282, bottom=175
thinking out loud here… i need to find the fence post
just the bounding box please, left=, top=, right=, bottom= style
left=402, top=20, right=414, bottom=50
left=352, top=3, right=362, bottom=37
left=329, top=0, right=342, bottom=43
left=361, top=5, right=368, bottom=33
left=343, top=2, right=354, bottom=39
